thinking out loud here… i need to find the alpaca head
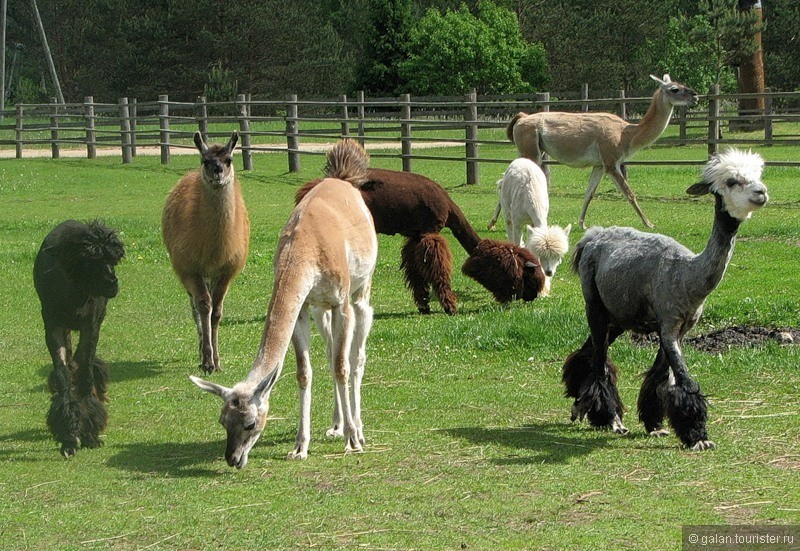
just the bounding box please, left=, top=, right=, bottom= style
left=194, top=131, right=238, bottom=188
left=59, top=220, right=125, bottom=299
left=524, top=224, right=571, bottom=278
left=650, top=74, right=698, bottom=108
left=686, top=149, right=768, bottom=221
left=190, top=371, right=279, bottom=469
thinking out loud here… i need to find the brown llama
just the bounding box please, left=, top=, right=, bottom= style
left=33, top=220, right=125, bottom=457
left=296, top=147, right=545, bottom=313
left=162, top=131, right=250, bottom=373
left=191, top=139, right=378, bottom=467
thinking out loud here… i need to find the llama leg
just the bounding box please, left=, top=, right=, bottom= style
left=488, top=200, right=502, bottom=230
left=578, top=167, right=605, bottom=230
left=313, top=309, right=342, bottom=438
left=349, top=282, right=374, bottom=446
left=416, top=234, right=457, bottom=315
left=210, top=275, right=233, bottom=372
left=44, top=325, right=82, bottom=457
left=288, top=306, right=313, bottom=460
left=330, top=301, right=361, bottom=453
left=183, top=275, right=216, bottom=373
left=637, top=346, right=671, bottom=436
left=660, top=335, right=713, bottom=450
left=401, top=237, right=432, bottom=314
left=608, top=165, right=654, bottom=229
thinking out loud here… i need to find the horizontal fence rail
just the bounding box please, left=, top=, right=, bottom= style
left=2, top=87, right=799, bottom=183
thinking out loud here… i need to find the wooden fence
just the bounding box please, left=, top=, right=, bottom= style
left=1, top=87, right=799, bottom=183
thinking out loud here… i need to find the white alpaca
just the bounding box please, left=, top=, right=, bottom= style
left=488, top=158, right=571, bottom=296
left=190, top=140, right=378, bottom=467
left=507, top=74, right=698, bottom=229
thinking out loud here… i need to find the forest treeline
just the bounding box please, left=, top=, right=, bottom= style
left=3, top=0, right=799, bottom=104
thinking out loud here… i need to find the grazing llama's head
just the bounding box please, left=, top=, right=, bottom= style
left=686, top=149, right=768, bottom=221
left=190, top=371, right=279, bottom=469
left=194, top=131, right=238, bottom=188
left=650, top=74, right=699, bottom=108
left=524, top=224, right=572, bottom=278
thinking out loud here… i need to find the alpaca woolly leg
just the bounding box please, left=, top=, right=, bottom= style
left=661, top=336, right=714, bottom=450
left=488, top=200, right=502, bottom=230
left=44, top=326, right=82, bottom=457
left=289, top=306, right=313, bottom=460
left=637, top=346, right=671, bottom=436
left=416, top=234, right=457, bottom=315
left=401, top=237, right=432, bottom=314
left=330, top=302, right=361, bottom=454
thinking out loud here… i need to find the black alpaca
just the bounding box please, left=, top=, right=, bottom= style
left=563, top=150, right=767, bottom=450
left=297, top=143, right=544, bottom=314
left=33, top=220, right=125, bottom=457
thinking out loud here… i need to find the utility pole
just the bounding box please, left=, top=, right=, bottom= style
left=736, top=0, right=766, bottom=131
left=30, top=0, right=65, bottom=104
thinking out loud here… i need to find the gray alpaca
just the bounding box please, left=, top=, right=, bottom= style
left=563, top=149, right=768, bottom=450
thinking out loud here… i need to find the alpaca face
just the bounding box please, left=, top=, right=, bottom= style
left=689, top=149, right=769, bottom=221
left=525, top=224, right=571, bottom=278
left=190, top=373, right=277, bottom=469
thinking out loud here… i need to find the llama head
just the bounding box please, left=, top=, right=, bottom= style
left=686, top=149, right=768, bottom=221
left=650, top=74, right=698, bottom=108
left=60, top=220, right=125, bottom=299
left=194, top=131, right=238, bottom=188
left=524, top=224, right=571, bottom=278
left=190, top=370, right=279, bottom=469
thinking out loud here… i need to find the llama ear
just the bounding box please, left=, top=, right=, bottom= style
left=524, top=261, right=538, bottom=269
left=226, top=131, right=239, bottom=153
left=564, top=223, right=572, bottom=237
left=251, top=369, right=280, bottom=406
left=194, top=131, right=208, bottom=154
left=190, top=375, right=231, bottom=400
left=650, top=74, right=664, bottom=86
left=686, top=181, right=712, bottom=196
left=662, top=74, right=672, bottom=83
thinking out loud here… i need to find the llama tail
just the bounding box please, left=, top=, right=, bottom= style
left=506, top=112, right=527, bottom=143
left=325, top=139, right=370, bottom=185
left=446, top=203, right=482, bottom=255
left=571, top=226, right=604, bottom=274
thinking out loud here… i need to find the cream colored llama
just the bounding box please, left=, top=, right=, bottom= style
left=162, top=131, right=249, bottom=373
left=507, top=74, right=698, bottom=229
left=190, top=140, right=378, bottom=468
left=488, top=158, right=571, bottom=296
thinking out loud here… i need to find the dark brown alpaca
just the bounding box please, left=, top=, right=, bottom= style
left=297, top=145, right=544, bottom=313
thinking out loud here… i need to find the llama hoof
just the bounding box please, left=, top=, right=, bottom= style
left=689, top=439, right=715, bottom=452
left=325, top=426, right=343, bottom=439
left=648, top=428, right=670, bottom=437
left=487, top=223, right=495, bottom=231
left=570, top=402, right=580, bottom=422
left=344, top=436, right=363, bottom=454
left=60, top=438, right=80, bottom=458
left=287, top=448, right=308, bottom=460
left=418, top=306, right=431, bottom=315
left=199, top=362, right=219, bottom=374
left=611, top=415, right=629, bottom=435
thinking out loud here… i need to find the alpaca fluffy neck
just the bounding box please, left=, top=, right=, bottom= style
left=688, top=194, right=741, bottom=297
left=629, top=89, right=674, bottom=153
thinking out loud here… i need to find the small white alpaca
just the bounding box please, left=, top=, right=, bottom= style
left=507, top=74, right=698, bottom=229
left=564, top=149, right=768, bottom=451
left=488, top=158, right=571, bottom=296
left=190, top=140, right=378, bottom=467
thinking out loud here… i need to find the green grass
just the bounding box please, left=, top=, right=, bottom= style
left=1, top=145, right=799, bottom=550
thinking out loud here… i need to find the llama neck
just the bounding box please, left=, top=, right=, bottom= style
left=689, top=195, right=741, bottom=296
left=628, top=90, right=673, bottom=153
left=246, top=260, right=311, bottom=384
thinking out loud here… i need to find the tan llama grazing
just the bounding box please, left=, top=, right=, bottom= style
left=507, top=74, right=698, bottom=229
left=191, top=140, right=378, bottom=468
left=162, top=131, right=250, bottom=373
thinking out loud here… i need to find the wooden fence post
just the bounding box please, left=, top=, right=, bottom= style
left=159, top=94, right=170, bottom=165
left=15, top=104, right=23, bottom=159
left=84, top=96, right=96, bottom=159
left=130, top=98, right=138, bottom=157
left=286, top=94, right=300, bottom=173
left=707, top=84, right=720, bottom=157
left=465, top=89, right=479, bottom=185
left=339, top=94, right=350, bottom=138
left=49, top=97, right=60, bottom=159
left=400, top=93, right=412, bottom=173
left=536, top=92, right=550, bottom=112
left=618, top=89, right=627, bottom=120
left=119, top=97, right=132, bottom=164
left=237, top=93, right=253, bottom=170
left=196, top=96, right=209, bottom=139
left=356, top=90, right=366, bottom=146
left=764, top=88, right=773, bottom=146
left=581, top=83, right=589, bottom=112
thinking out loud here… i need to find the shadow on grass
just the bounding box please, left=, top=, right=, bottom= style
left=33, top=360, right=168, bottom=392
left=444, top=422, right=618, bottom=465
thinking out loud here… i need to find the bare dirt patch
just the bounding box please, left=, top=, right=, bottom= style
left=631, top=325, right=800, bottom=354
